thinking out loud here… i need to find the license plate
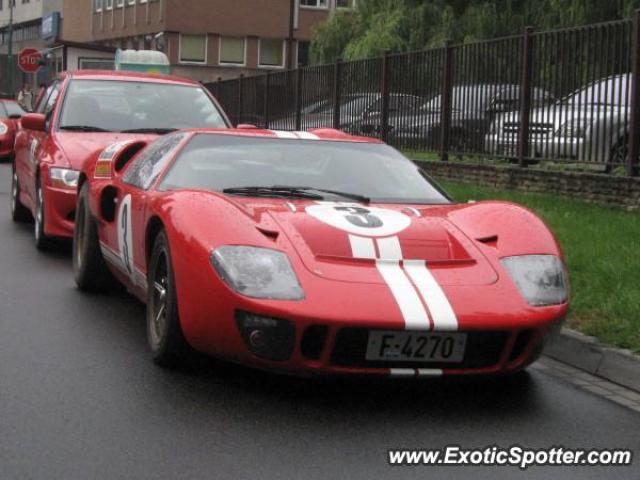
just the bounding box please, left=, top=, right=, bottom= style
left=365, top=331, right=467, bottom=363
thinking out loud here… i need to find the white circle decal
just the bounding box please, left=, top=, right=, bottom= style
left=306, top=203, right=411, bottom=237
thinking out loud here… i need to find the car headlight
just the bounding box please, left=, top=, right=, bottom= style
left=0, top=122, right=8, bottom=135
left=49, top=168, right=80, bottom=189
left=501, top=255, right=568, bottom=306
left=210, top=246, right=304, bottom=300
left=555, top=120, right=588, bottom=139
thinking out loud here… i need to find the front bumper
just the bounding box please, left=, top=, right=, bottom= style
left=188, top=307, right=564, bottom=378
left=43, top=184, right=77, bottom=238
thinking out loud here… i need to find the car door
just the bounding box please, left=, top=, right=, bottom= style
left=102, top=133, right=188, bottom=292
left=23, top=82, right=61, bottom=205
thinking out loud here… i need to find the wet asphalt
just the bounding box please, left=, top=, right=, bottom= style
left=0, top=162, right=637, bottom=480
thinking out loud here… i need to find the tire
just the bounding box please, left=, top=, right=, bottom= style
left=609, top=136, right=628, bottom=168
left=34, top=176, right=51, bottom=251
left=10, top=163, right=31, bottom=223
left=147, top=230, right=192, bottom=367
left=73, top=183, right=117, bottom=292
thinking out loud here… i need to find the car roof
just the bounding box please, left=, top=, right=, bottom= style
left=61, top=70, right=200, bottom=86
left=183, top=127, right=385, bottom=144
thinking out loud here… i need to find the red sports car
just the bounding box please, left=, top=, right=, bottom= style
left=73, top=128, right=569, bottom=376
left=0, top=99, right=26, bottom=159
left=11, top=70, right=229, bottom=249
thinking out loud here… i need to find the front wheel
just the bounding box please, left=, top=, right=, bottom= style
left=147, top=230, right=192, bottom=367
left=10, top=164, right=31, bottom=222
left=73, top=182, right=117, bottom=292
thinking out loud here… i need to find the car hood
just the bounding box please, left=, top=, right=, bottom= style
left=55, top=132, right=158, bottom=170
left=226, top=197, right=498, bottom=286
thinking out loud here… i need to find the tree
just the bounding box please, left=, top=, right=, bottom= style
left=309, top=0, right=640, bottom=63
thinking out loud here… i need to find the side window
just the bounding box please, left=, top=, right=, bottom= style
left=37, top=83, right=60, bottom=115
left=123, top=133, right=186, bottom=190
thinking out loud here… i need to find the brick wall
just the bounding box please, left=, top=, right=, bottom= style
left=418, top=161, right=640, bottom=211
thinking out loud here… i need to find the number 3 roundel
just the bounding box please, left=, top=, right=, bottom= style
left=305, top=203, right=411, bottom=237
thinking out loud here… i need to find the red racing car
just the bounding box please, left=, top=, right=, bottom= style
left=11, top=70, right=229, bottom=249
left=0, top=99, right=26, bottom=159
left=73, top=128, right=569, bottom=376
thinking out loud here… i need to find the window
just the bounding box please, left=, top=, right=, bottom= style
left=116, top=0, right=124, bottom=6
left=95, top=0, right=103, bottom=12
left=78, top=58, right=115, bottom=70
left=259, top=39, right=285, bottom=68
left=219, top=37, right=245, bottom=65
left=297, top=41, right=310, bottom=67
left=180, top=34, right=207, bottom=63
left=106, top=0, right=113, bottom=10
left=300, top=0, right=328, bottom=7
left=123, top=133, right=187, bottom=190
left=57, top=80, right=227, bottom=134
left=336, top=0, right=355, bottom=7
left=127, top=0, right=135, bottom=4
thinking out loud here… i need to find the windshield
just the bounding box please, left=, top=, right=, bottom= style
left=159, top=134, right=450, bottom=204
left=1, top=101, right=25, bottom=118
left=58, top=79, right=227, bottom=132
left=565, top=76, right=629, bottom=106
left=316, top=95, right=372, bottom=115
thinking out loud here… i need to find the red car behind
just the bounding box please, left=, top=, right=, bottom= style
left=73, top=128, right=569, bottom=376
left=0, top=99, right=26, bottom=159
left=11, top=70, right=229, bottom=250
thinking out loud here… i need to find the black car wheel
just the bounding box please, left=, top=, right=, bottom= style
left=10, top=163, right=31, bottom=223
left=73, top=182, right=117, bottom=292
left=147, top=230, right=191, bottom=367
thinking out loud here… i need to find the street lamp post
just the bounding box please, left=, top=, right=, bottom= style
left=7, top=0, right=15, bottom=96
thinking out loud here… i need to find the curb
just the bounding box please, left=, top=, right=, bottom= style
left=543, top=328, right=640, bottom=392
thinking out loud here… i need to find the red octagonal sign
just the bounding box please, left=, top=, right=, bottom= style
left=18, top=48, right=43, bottom=74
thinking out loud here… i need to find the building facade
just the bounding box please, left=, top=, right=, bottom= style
left=61, top=0, right=355, bottom=81
left=0, top=0, right=64, bottom=93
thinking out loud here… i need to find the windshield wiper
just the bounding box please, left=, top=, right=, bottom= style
left=272, top=186, right=370, bottom=204
left=120, top=128, right=178, bottom=134
left=59, top=125, right=113, bottom=132
left=222, top=186, right=324, bottom=200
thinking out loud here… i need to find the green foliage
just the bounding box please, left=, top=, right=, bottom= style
left=310, top=0, right=640, bottom=63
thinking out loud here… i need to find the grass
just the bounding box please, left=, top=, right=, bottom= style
left=438, top=180, right=640, bottom=353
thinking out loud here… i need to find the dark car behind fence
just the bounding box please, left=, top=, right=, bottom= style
left=206, top=14, right=640, bottom=177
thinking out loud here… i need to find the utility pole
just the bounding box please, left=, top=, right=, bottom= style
left=7, top=0, right=15, bottom=96
left=287, top=0, right=295, bottom=69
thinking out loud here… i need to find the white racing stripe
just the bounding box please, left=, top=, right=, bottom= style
left=417, top=369, right=444, bottom=377
left=349, top=235, right=376, bottom=259
left=389, top=369, right=415, bottom=377
left=376, top=260, right=431, bottom=330
left=296, top=131, right=320, bottom=140
left=273, top=130, right=298, bottom=139
left=376, top=236, right=402, bottom=260
left=403, top=260, right=458, bottom=331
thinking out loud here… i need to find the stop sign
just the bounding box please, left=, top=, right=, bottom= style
left=18, top=48, right=43, bottom=74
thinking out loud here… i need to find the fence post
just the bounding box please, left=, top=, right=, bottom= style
left=518, top=26, right=534, bottom=168
left=627, top=10, right=640, bottom=177
left=380, top=50, right=391, bottom=143
left=237, top=74, right=244, bottom=126
left=295, top=67, right=303, bottom=131
left=264, top=71, right=271, bottom=129
left=333, top=58, right=343, bottom=129
left=440, top=40, right=454, bottom=162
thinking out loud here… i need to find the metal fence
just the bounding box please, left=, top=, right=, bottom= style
left=206, top=14, right=640, bottom=177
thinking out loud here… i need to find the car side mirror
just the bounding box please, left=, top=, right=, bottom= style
left=21, top=113, right=46, bottom=132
